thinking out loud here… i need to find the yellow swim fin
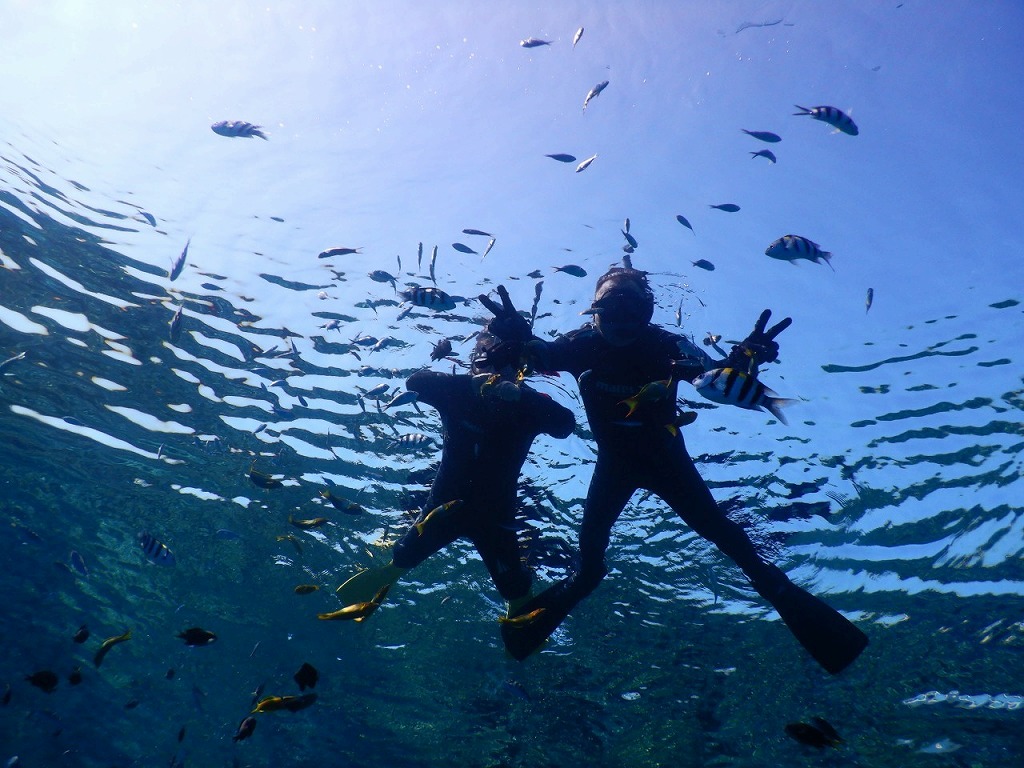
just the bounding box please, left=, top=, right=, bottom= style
left=334, top=561, right=406, bottom=606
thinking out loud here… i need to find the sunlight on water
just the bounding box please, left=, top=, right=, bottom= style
left=2, top=3, right=1024, bottom=767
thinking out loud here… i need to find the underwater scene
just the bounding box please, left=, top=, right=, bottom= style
left=2, top=2, right=1022, bottom=766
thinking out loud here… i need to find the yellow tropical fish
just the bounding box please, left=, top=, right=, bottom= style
left=319, top=489, right=365, bottom=514
left=289, top=515, right=329, bottom=529
left=498, top=608, right=546, bottom=627
left=414, top=500, right=463, bottom=536
left=293, top=584, right=320, bottom=595
left=251, top=695, right=298, bottom=714
left=94, top=629, right=132, bottom=667
left=618, top=378, right=672, bottom=418
left=318, top=585, right=391, bottom=622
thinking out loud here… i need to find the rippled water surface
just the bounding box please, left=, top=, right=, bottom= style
left=2, top=3, right=1023, bottom=766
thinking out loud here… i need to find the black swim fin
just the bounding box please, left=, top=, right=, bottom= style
left=762, top=579, right=868, bottom=675
left=500, top=578, right=579, bottom=661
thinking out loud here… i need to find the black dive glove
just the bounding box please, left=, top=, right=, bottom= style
left=478, top=285, right=533, bottom=342
left=725, top=309, right=792, bottom=371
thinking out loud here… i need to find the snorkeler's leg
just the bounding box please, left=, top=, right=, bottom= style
left=335, top=510, right=457, bottom=606
left=653, top=439, right=867, bottom=674
left=471, top=523, right=534, bottom=617
left=501, top=460, right=635, bottom=660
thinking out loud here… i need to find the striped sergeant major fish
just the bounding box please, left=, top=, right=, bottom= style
left=400, top=287, right=456, bottom=311
left=765, top=234, right=834, bottom=270
left=793, top=105, right=858, bottom=136
left=138, top=531, right=176, bottom=566
left=691, top=368, right=795, bottom=424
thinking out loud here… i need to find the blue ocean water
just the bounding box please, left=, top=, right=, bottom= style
left=2, top=3, right=1023, bottom=766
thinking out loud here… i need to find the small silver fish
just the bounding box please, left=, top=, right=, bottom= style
left=865, top=287, right=874, bottom=314
left=168, top=239, right=189, bottom=281
left=793, top=104, right=858, bottom=135
left=622, top=230, right=638, bottom=249
left=545, top=153, right=576, bottom=163
left=382, top=391, right=418, bottom=410
left=583, top=81, right=609, bottom=112
left=572, top=27, right=584, bottom=49
left=138, top=531, right=176, bottom=566
left=211, top=120, right=268, bottom=140
left=429, top=245, right=438, bottom=284
left=452, top=242, right=477, bottom=255
left=692, top=368, right=794, bottom=424
left=368, top=270, right=397, bottom=288
left=575, top=154, right=597, bottom=173
left=765, top=234, right=834, bottom=270
left=462, top=228, right=493, bottom=237
left=481, top=237, right=496, bottom=260
left=520, top=38, right=551, bottom=48
left=0, top=351, right=26, bottom=371
left=741, top=129, right=781, bottom=143
left=750, top=149, right=777, bottom=163
left=417, top=241, right=423, bottom=271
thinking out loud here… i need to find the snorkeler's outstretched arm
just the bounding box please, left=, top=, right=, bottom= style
left=723, top=309, right=792, bottom=373
left=477, top=285, right=553, bottom=370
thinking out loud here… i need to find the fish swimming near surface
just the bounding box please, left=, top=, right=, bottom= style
left=293, top=662, right=319, bottom=691
left=750, top=149, right=777, bottom=163
left=73, top=625, right=89, bottom=644
left=692, top=368, right=795, bottom=424
left=400, top=287, right=456, bottom=312
left=211, top=120, right=268, bottom=139
left=452, top=242, right=477, bottom=255
left=575, top=154, right=597, bottom=172
left=462, top=228, right=493, bottom=237
left=177, top=627, right=217, bottom=646
left=481, top=237, right=496, bottom=259
left=168, top=239, right=189, bottom=281
left=430, top=338, right=453, bottom=361
left=289, top=514, right=329, bottom=530
left=583, top=80, right=609, bottom=112
left=168, top=305, right=184, bottom=342
left=675, top=214, right=694, bottom=233
left=619, top=378, right=673, bottom=418
left=318, top=585, right=391, bottom=622
left=94, top=629, right=132, bottom=667
left=793, top=104, right=859, bottom=135
left=390, top=433, right=435, bottom=450
left=429, top=245, right=438, bottom=283
left=692, top=259, right=715, bottom=271
left=368, top=270, right=397, bottom=289
left=319, top=489, right=365, bottom=514
left=276, top=534, right=303, bottom=554
left=251, top=693, right=318, bottom=713
left=572, top=26, right=584, bottom=48
left=554, top=264, right=587, bottom=277
left=709, top=203, right=740, bottom=212
left=249, top=463, right=284, bottom=488
left=294, top=584, right=320, bottom=595
left=232, top=716, right=257, bottom=742
left=545, top=153, right=576, bottom=163
left=417, top=241, right=423, bottom=271
left=382, top=390, right=418, bottom=410
left=520, top=37, right=552, bottom=48
left=765, top=234, right=834, bottom=270
left=498, top=608, right=546, bottom=627
left=139, top=531, right=176, bottom=566
left=318, top=246, right=362, bottom=259
left=741, top=129, right=781, bottom=142
left=865, top=287, right=874, bottom=314
left=622, top=230, right=638, bottom=249
left=415, top=500, right=463, bottom=536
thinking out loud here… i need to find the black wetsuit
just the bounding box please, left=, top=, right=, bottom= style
left=531, top=323, right=780, bottom=593
left=391, top=369, right=575, bottom=601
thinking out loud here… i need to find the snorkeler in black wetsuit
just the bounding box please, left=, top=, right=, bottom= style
left=479, top=268, right=868, bottom=674
left=334, top=329, right=575, bottom=617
